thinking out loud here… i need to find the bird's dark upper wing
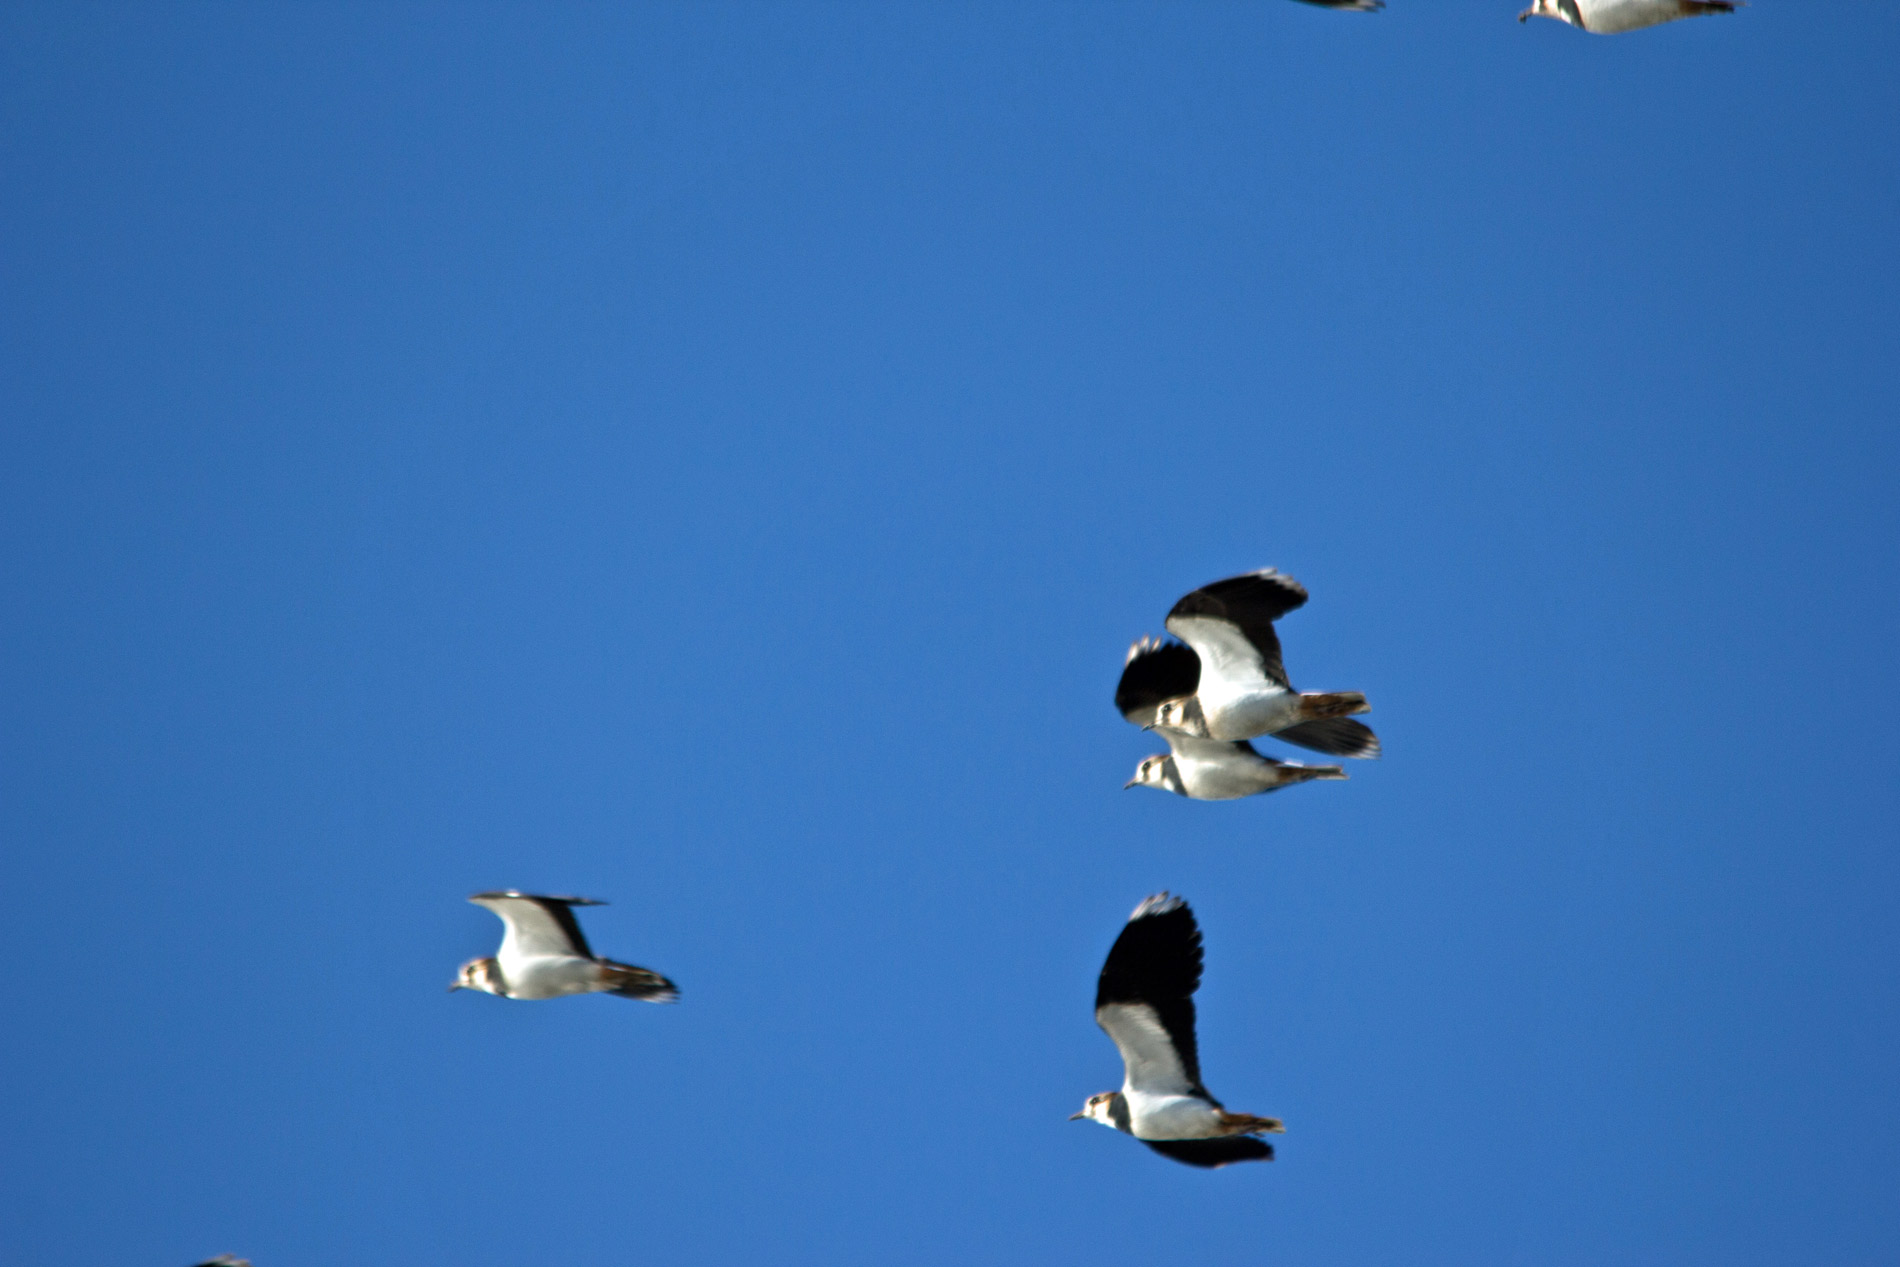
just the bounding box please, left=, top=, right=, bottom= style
left=1095, top=893, right=1205, bottom=1096
left=1114, top=639, right=1200, bottom=726
left=1142, top=1137, right=1275, bottom=1168
left=1165, top=570, right=1308, bottom=691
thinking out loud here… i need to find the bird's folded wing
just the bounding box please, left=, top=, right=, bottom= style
left=1114, top=639, right=1200, bottom=726
left=470, top=893, right=599, bottom=959
left=1142, top=1137, right=1275, bottom=1168
left=1097, top=1002, right=1202, bottom=1097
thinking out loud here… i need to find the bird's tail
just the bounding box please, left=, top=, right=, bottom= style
left=1285, top=764, right=1348, bottom=783
left=1296, top=691, right=1370, bottom=721
left=1276, top=716, right=1381, bottom=759
left=601, top=961, right=679, bottom=1003
left=1217, top=1112, right=1287, bottom=1136
left=1683, top=1, right=1739, bottom=12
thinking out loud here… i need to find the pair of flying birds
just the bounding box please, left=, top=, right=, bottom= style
left=451, top=568, right=1364, bottom=1170
left=1117, top=568, right=1378, bottom=800
left=1299, top=0, right=1741, bottom=35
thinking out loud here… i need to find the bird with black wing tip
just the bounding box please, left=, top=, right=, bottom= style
left=1072, top=894, right=1283, bottom=1168
left=1119, top=636, right=1349, bottom=801
left=1114, top=569, right=1378, bottom=799
left=451, top=891, right=678, bottom=1003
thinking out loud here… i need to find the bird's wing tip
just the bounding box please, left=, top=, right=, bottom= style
left=1130, top=891, right=1185, bottom=920
left=468, top=890, right=607, bottom=907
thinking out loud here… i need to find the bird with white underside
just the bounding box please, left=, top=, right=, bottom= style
left=1117, top=634, right=1352, bottom=801
left=1072, top=893, right=1283, bottom=1168
left=1119, top=568, right=1379, bottom=758
left=451, top=891, right=678, bottom=1003
left=1519, top=0, right=1738, bottom=34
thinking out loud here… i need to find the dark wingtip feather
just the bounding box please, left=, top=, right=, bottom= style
left=1142, top=1137, right=1276, bottom=1168
left=1166, top=569, right=1309, bottom=626
left=1115, top=638, right=1200, bottom=724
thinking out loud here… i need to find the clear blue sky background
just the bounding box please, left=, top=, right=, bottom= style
left=4, top=2, right=1897, bottom=1264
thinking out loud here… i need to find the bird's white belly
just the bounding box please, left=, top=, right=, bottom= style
left=1174, top=752, right=1270, bottom=800
left=1124, top=1091, right=1226, bottom=1141
left=1200, top=687, right=1301, bottom=742
left=502, top=955, right=601, bottom=1000
left=1580, top=0, right=1686, bottom=32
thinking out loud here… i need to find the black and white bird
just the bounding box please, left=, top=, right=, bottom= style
left=1518, top=0, right=1737, bottom=33
left=1115, top=571, right=1379, bottom=753
left=1117, top=633, right=1359, bottom=799
left=451, top=891, right=678, bottom=1003
left=1072, top=893, right=1283, bottom=1168
left=1125, top=731, right=1347, bottom=801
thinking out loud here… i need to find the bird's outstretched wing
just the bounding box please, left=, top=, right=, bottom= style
left=469, top=891, right=602, bottom=959
left=1142, top=1137, right=1275, bottom=1168
left=1095, top=893, right=1206, bottom=1098
left=1115, top=637, right=1200, bottom=726
left=1165, top=569, right=1307, bottom=692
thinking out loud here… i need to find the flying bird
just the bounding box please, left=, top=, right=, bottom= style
left=1072, top=893, right=1283, bottom=1168
left=451, top=891, right=678, bottom=1002
left=1116, top=632, right=1370, bottom=796
left=1518, top=0, right=1737, bottom=33
left=1114, top=571, right=1379, bottom=752
left=1126, top=730, right=1346, bottom=801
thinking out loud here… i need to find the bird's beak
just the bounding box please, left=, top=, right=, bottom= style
left=447, top=981, right=464, bottom=992
left=1068, top=1110, right=1088, bottom=1121
left=1122, top=778, right=1138, bottom=790
left=1517, top=5, right=1533, bottom=19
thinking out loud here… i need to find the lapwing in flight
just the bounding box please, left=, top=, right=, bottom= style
left=1072, top=894, right=1283, bottom=1168
left=1117, top=635, right=1354, bottom=799
left=451, top=891, right=678, bottom=1002
left=1115, top=570, right=1379, bottom=753
left=1519, top=0, right=1737, bottom=33
left=1125, top=732, right=1347, bottom=801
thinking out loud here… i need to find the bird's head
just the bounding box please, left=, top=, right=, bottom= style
left=1151, top=696, right=1206, bottom=736
left=449, top=957, right=504, bottom=995
left=1125, top=754, right=1183, bottom=795
left=1069, top=1092, right=1123, bottom=1130
left=1517, top=0, right=1575, bottom=24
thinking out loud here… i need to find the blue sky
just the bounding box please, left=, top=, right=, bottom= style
left=3, top=2, right=1897, bottom=1264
